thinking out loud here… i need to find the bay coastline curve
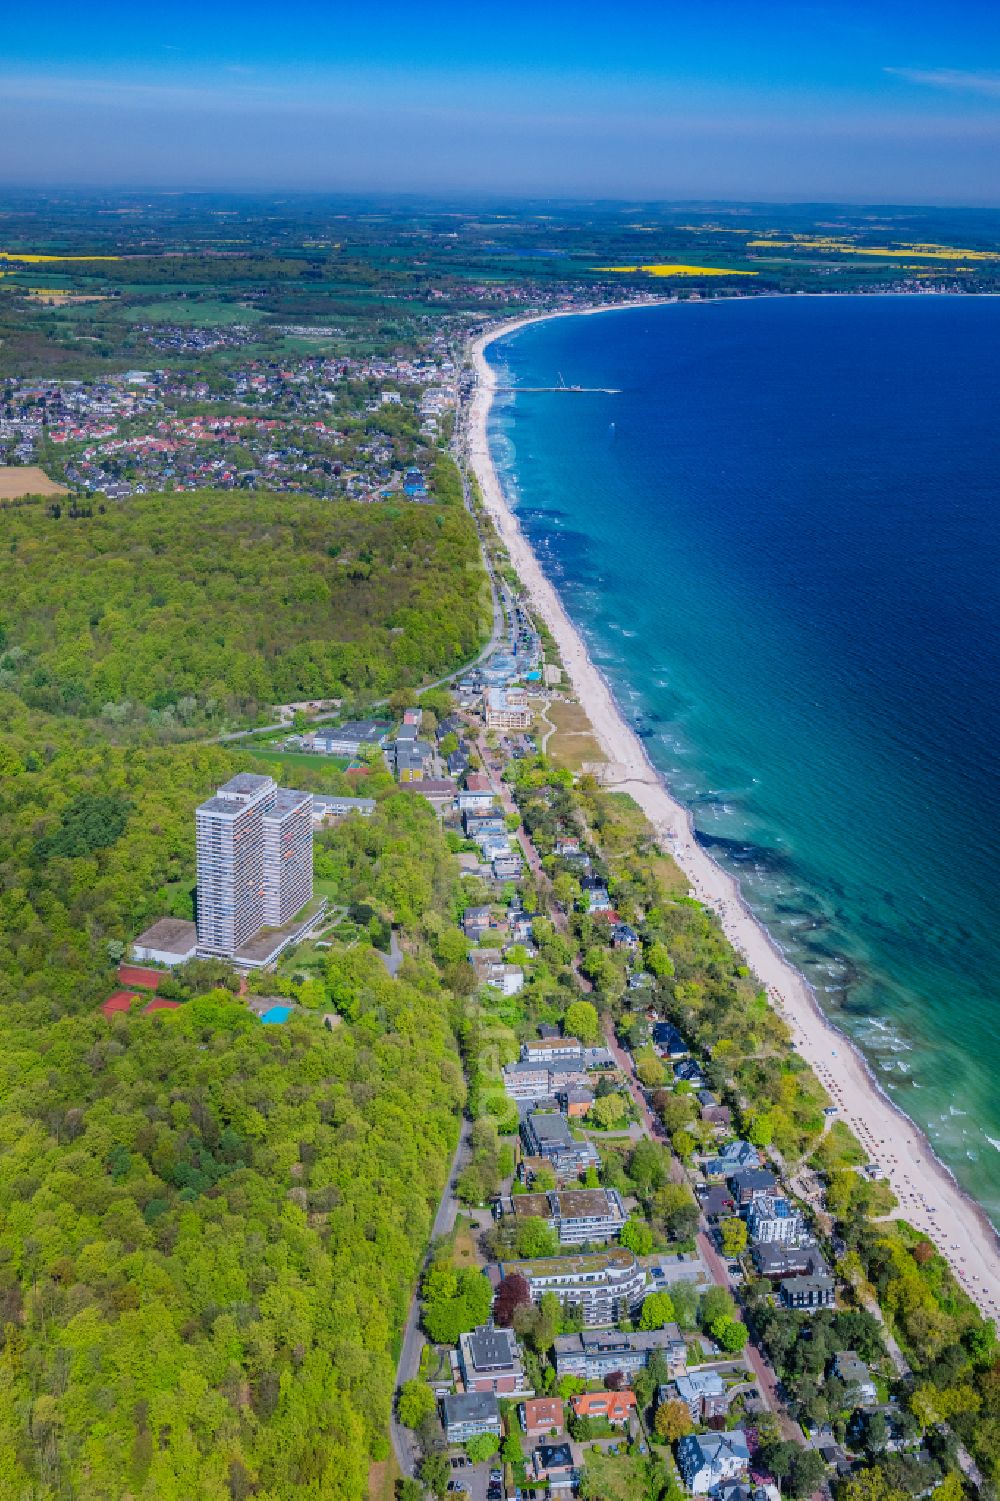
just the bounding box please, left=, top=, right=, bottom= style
left=466, top=301, right=1000, bottom=1320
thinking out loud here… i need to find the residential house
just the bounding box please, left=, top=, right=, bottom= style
left=780, top=1272, right=836, bottom=1310
left=442, top=1391, right=502, bottom=1445
left=462, top=906, right=492, bottom=941
left=716, top=1485, right=771, bottom=1501
left=478, top=960, right=524, bottom=996
left=501, top=1049, right=613, bottom=1103
left=847, top=1404, right=909, bottom=1454
left=554, top=1325, right=686, bottom=1382
left=752, top=1243, right=829, bottom=1281
left=729, top=1168, right=779, bottom=1208
left=311, top=794, right=376, bottom=822
left=447, top=747, right=470, bottom=778
left=464, top=811, right=507, bottom=840
left=309, top=720, right=387, bottom=757
left=458, top=774, right=495, bottom=813
left=458, top=1325, right=528, bottom=1396
left=500, top=1248, right=646, bottom=1328
left=833, top=1351, right=878, bottom=1406
left=673, top=1058, right=708, bottom=1087
left=676, top=1431, right=751, bottom=1495
left=651, top=1021, right=689, bottom=1060
left=509, top=909, right=539, bottom=943
left=698, top=1091, right=732, bottom=1130
left=521, top=1037, right=585, bottom=1065
left=571, top=1390, right=636, bottom=1426
left=521, top=1111, right=600, bottom=1179
left=436, top=714, right=464, bottom=743
left=531, top=1443, right=575, bottom=1492
left=480, top=833, right=512, bottom=863
left=583, top=881, right=613, bottom=914
left=668, top=1370, right=729, bottom=1423
left=561, top=1086, right=595, bottom=1119
left=391, top=728, right=432, bottom=781
left=611, top=923, right=639, bottom=952
left=493, top=852, right=522, bottom=880
left=520, top=1397, right=564, bottom=1440
left=504, top=1187, right=627, bottom=1245
left=747, top=1195, right=804, bottom=1245
left=706, top=1140, right=759, bottom=1179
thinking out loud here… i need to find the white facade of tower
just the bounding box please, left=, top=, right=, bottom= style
left=263, top=788, right=314, bottom=926
left=195, top=773, right=313, bottom=958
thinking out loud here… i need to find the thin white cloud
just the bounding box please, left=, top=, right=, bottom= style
left=886, top=66, right=1000, bottom=98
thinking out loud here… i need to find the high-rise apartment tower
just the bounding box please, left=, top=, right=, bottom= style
left=195, top=773, right=313, bottom=958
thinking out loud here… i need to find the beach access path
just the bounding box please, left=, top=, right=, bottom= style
left=466, top=309, right=1000, bottom=1320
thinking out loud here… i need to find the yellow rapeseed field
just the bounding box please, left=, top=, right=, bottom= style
left=596, top=263, right=757, bottom=277
left=0, top=252, right=120, bottom=263
left=747, top=238, right=1000, bottom=261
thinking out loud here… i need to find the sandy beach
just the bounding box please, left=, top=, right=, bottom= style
left=467, top=306, right=1000, bottom=1321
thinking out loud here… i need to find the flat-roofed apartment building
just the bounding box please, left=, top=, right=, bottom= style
left=196, top=774, right=312, bottom=959
left=500, top=1187, right=627, bottom=1246
left=500, top=1248, right=646, bottom=1326
left=484, top=685, right=532, bottom=731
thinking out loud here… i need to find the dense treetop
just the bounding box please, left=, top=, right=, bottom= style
left=0, top=491, right=488, bottom=727
left=0, top=698, right=469, bottom=1497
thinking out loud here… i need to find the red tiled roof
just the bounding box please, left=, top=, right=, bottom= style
left=465, top=773, right=491, bottom=791
left=523, top=1398, right=564, bottom=1429
left=572, top=1391, right=636, bottom=1420
left=118, top=964, right=163, bottom=991
left=100, top=991, right=139, bottom=1018
left=142, top=998, right=181, bottom=1014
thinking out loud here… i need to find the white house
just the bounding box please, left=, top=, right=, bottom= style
left=676, top=1432, right=751, bottom=1495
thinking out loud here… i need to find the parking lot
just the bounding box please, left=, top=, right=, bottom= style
left=446, top=1454, right=503, bottom=1501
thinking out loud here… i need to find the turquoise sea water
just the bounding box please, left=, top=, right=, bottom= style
left=487, top=295, right=1000, bottom=1227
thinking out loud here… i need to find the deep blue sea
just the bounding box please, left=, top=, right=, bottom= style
left=487, top=295, right=1000, bottom=1227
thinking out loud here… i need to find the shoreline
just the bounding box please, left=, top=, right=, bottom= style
left=466, top=301, right=1000, bottom=1321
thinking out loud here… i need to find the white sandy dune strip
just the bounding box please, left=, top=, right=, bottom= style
left=468, top=308, right=1000, bottom=1321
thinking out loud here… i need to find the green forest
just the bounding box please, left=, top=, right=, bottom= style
left=0, top=491, right=489, bottom=729
left=0, top=688, right=470, bottom=1497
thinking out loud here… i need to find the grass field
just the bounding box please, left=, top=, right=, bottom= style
left=244, top=747, right=351, bottom=773
left=546, top=697, right=606, bottom=772
left=119, top=298, right=269, bottom=326
left=0, top=465, right=67, bottom=499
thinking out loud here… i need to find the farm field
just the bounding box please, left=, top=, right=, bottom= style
left=0, top=465, right=67, bottom=499
left=119, top=298, right=269, bottom=325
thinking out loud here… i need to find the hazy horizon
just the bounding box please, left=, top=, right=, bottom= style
left=4, top=0, right=1000, bottom=203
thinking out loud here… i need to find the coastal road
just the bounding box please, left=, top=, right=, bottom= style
left=476, top=733, right=545, bottom=884
left=390, top=1117, right=474, bottom=1479
left=605, top=1016, right=801, bottom=1441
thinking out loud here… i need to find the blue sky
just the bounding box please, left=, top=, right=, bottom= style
left=4, top=0, right=1000, bottom=200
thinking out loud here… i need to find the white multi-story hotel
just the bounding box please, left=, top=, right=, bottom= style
left=196, top=773, right=313, bottom=959
left=262, top=786, right=314, bottom=926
